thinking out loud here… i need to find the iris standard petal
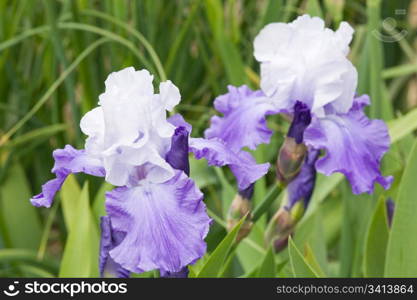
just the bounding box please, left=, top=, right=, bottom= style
left=30, top=145, right=104, bottom=208
left=105, top=171, right=210, bottom=273
left=189, top=137, right=270, bottom=190
left=304, top=96, right=393, bottom=194
left=205, top=85, right=277, bottom=152
left=254, top=14, right=357, bottom=114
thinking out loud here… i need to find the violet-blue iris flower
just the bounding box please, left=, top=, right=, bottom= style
left=30, top=67, right=211, bottom=277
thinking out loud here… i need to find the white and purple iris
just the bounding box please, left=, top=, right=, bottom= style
left=30, top=66, right=271, bottom=277
left=31, top=67, right=213, bottom=277
left=205, top=15, right=392, bottom=210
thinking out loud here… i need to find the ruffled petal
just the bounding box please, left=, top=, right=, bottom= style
left=30, top=145, right=105, bottom=208
left=88, top=67, right=178, bottom=186
left=254, top=14, right=357, bottom=114
left=205, top=85, right=277, bottom=152
left=189, top=137, right=270, bottom=190
left=105, top=171, right=211, bottom=273
left=99, top=216, right=130, bottom=278
left=304, top=96, right=393, bottom=194
left=159, top=80, right=181, bottom=111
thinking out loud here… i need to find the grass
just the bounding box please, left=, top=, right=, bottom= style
left=0, top=0, right=417, bottom=278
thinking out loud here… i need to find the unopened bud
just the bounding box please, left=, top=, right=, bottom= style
left=227, top=185, right=254, bottom=243
left=265, top=205, right=302, bottom=252
left=267, top=150, right=319, bottom=252
left=276, top=137, right=307, bottom=183
left=276, top=101, right=311, bottom=184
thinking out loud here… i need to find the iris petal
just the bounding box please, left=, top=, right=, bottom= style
left=105, top=171, right=211, bottom=273
left=99, top=216, right=130, bottom=278
left=205, top=85, right=276, bottom=152
left=30, top=145, right=104, bottom=208
left=304, top=95, right=393, bottom=194
left=189, top=137, right=270, bottom=190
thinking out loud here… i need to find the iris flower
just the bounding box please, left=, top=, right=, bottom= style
left=205, top=15, right=392, bottom=213
left=30, top=67, right=211, bottom=276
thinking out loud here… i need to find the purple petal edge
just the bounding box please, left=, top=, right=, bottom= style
left=30, top=145, right=104, bottom=208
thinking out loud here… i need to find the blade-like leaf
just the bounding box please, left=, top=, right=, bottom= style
left=59, top=182, right=99, bottom=277
left=256, top=246, right=276, bottom=278
left=60, top=175, right=81, bottom=231
left=0, top=162, right=42, bottom=249
left=364, top=196, right=389, bottom=277
left=196, top=216, right=246, bottom=278
left=385, top=139, right=417, bottom=277
left=288, top=238, right=319, bottom=278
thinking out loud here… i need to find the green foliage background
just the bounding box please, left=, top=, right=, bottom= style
left=0, top=0, right=417, bottom=278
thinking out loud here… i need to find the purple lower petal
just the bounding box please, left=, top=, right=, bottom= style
left=105, top=171, right=211, bottom=273
left=304, top=95, right=393, bottom=194
left=30, top=145, right=105, bottom=208
left=205, top=85, right=276, bottom=152
left=99, top=216, right=130, bottom=278
left=189, top=137, right=270, bottom=190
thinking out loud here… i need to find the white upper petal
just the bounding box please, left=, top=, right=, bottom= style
left=254, top=14, right=357, bottom=114
left=80, top=67, right=181, bottom=186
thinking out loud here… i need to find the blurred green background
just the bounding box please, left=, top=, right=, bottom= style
left=1, top=0, right=417, bottom=278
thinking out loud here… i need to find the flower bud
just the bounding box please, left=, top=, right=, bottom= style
left=227, top=184, right=254, bottom=243
left=276, top=137, right=307, bottom=183
left=264, top=206, right=297, bottom=252
left=267, top=150, right=319, bottom=252
left=276, top=101, right=311, bottom=184
left=166, top=126, right=190, bottom=175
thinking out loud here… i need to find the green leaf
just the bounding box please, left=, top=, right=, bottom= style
left=324, top=0, right=344, bottom=25
left=92, top=181, right=113, bottom=222
left=288, top=238, right=319, bottom=278
left=0, top=162, right=42, bottom=249
left=60, top=174, right=81, bottom=231
left=366, top=0, right=393, bottom=120
left=256, top=246, right=276, bottom=277
left=305, top=0, right=323, bottom=18
left=387, top=107, right=417, bottom=144
left=196, top=216, right=246, bottom=278
left=252, top=184, right=280, bottom=222
left=304, top=244, right=326, bottom=277
left=339, top=188, right=376, bottom=277
left=203, top=0, right=247, bottom=85
left=189, top=158, right=217, bottom=189
left=385, top=139, right=417, bottom=277
left=0, top=124, right=67, bottom=150
left=295, top=211, right=328, bottom=275
left=59, top=182, right=99, bottom=277
left=364, top=196, right=389, bottom=277
left=0, top=248, right=58, bottom=274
